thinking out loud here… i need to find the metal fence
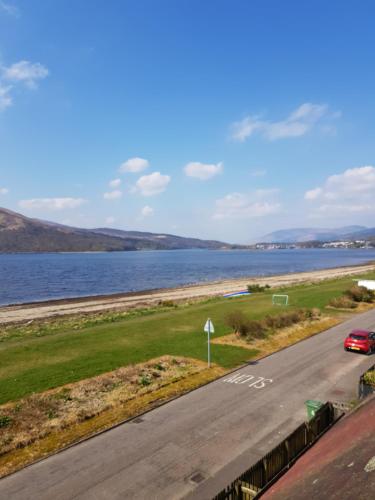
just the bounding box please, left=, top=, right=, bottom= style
left=359, top=363, right=375, bottom=399
left=213, top=402, right=336, bottom=500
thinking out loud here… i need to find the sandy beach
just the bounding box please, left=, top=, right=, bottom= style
left=0, top=262, right=374, bottom=325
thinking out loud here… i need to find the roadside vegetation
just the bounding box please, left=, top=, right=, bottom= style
left=225, top=308, right=321, bottom=342
left=0, top=356, right=210, bottom=457
left=328, top=285, right=375, bottom=309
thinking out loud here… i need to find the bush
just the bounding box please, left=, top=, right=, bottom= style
left=364, top=370, right=375, bottom=386
left=225, top=310, right=249, bottom=334
left=159, top=300, right=176, bottom=308
left=247, top=284, right=271, bottom=293
left=328, top=296, right=357, bottom=309
left=226, top=308, right=319, bottom=342
left=139, top=375, right=151, bottom=386
left=0, top=415, right=12, bottom=428
left=344, top=285, right=375, bottom=303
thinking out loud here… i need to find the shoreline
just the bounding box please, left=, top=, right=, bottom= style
left=1, top=261, right=374, bottom=325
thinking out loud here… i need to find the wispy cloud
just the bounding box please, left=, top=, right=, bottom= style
left=305, top=165, right=375, bottom=215
left=184, top=161, right=223, bottom=180
left=141, top=205, right=154, bottom=217
left=135, top=172, right=170, bottom=196
left=213, top=189, right=281, bottom=219
left=0, top=1, right=20, bottom=17
left=0, top=187, right=9, bottom=195
left=103, top=190, right=122, bottom=200
left=120, top=157, right=149, bottom=173
left=19, top=197, right=87, bottom=211
left=109, top=178, right=121, bottom=188
left=0, top=84, right=12, bottom=110
left=230, top=103, right=337, bottom=142
left=0, top=60, right=49, bottom=111
left=3, top=61, right=49, bottom=89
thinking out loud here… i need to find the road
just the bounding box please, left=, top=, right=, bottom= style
left=0, top=309, right=374, bottom=500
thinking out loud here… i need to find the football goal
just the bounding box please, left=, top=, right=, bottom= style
left=272, top=294, right=289, bottom=306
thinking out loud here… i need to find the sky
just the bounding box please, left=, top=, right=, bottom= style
left=1, top=0, right=375, bottom=244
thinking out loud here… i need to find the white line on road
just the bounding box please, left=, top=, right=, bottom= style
left=223, top=373, right=273, bottom=389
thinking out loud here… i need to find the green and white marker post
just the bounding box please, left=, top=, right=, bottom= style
left=204, top=318, right=214, bottom=368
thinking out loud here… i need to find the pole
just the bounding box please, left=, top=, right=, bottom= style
left=208, top=318, right=211, bottom=368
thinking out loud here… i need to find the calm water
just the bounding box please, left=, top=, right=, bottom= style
left=0, top=249, right=375, bottom=306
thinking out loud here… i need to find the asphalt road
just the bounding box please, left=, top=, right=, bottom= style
left=1, top=309, right=375, bottom=500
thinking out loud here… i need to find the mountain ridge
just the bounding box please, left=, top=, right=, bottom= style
left=0, top=207, right=236, bottom=253
left=260, top=225, right=374, bottom=243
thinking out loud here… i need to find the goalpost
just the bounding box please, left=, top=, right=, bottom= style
left=272, top=294, right=289, bottom=306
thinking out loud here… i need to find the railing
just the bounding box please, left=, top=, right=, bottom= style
left=213, top=402, right=336, bottom=500
left=359, top=363, right=375, bottom=399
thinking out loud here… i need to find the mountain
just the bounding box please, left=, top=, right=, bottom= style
left=260, top=226, right=367, bottom=243
left=343, top=227, right=375, bottom=241
left=0, top=207, right=234, bottom=253
left=92, top=228, right=233, bottom=250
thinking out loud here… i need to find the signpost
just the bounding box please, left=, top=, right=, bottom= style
left=204, top=318, right=214, bottom=368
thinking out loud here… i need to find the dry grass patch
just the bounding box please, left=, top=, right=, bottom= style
left=212, top=317, right=341, bottom=357
left=0, top=363, right=224, bottom=479
left=0, top=356, right=221, bottom=468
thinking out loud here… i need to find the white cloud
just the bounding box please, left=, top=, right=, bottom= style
left=3, top=60, right=49, bottom=89
left=103, top=190, right=122, bottom=200
left=0, top=1, right=19, bottom=17
left=184, top=161, right=223, bottom=180
left=305, top=166, right=375, bottom=215
left=136, top=172, right=170, bottom=196
left=105, top=216, right=115, bottom=225
left=141, top=205, right=154, bottom=217
left=109, top=178, right=121, bottom=188
left=0, top=187, right=9, bottom=195
left=120, top=157, right=149, bottom=173
left=304, top=187, right=322, bottom=200
left=231, top=103, right=333, bottom=142
left=19, top=197, right=87, bottom=211
left=213, top=190, right=281, bottom=219
left=0, top=84, right=12, bottom=110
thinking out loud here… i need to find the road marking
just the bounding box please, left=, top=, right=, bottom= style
left=223, top=373, right=273, bottom=389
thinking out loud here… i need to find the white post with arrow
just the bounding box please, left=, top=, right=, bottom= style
left=204, top=318, right=214, bottom=368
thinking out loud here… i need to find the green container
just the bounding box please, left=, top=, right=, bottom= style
left=305, top=400, right=323, bottom=420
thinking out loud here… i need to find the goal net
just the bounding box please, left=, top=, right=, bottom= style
left=272, top=294, right=289, bottom=306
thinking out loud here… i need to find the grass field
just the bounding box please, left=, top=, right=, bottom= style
left=1, top=271, right=374, bottom=405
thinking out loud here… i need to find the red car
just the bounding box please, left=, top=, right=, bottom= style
left=344, top=329, right=375, bottom=354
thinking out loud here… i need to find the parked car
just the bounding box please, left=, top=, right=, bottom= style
left=344, top=329, right=375, bottom=354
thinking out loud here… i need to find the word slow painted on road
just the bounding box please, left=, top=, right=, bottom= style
left=223, top=373, right=273, bottom=389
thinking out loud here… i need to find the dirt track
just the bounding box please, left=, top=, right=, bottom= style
left=0, top=263, right=374, bottom=325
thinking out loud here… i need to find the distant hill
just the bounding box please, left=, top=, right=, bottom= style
left=92, top=228, right=232, bottom=250
left=0, top=207, right=235, bottom=253
left=260, top=226, right=368, bottom=243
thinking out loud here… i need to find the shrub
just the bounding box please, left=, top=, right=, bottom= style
left=247, top=284, right=271, bottom=293
left=364, top=370, right=375, bottom=386
left=0, top=415, right=12, bottom=428
left=225, top=310, right=249, bottom=335
left=159, top=300, right=176, bottom=308
left=328, top=296, right=357, bottom=309
left=344, top=285, right=375, bottom=303
left=139, top=375, right=151, bottom=386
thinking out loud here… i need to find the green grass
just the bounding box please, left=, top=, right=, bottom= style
left=1, top=271, right=375, bottom=404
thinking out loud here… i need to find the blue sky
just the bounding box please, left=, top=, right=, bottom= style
left=1, top=0, right=375, bottom=243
